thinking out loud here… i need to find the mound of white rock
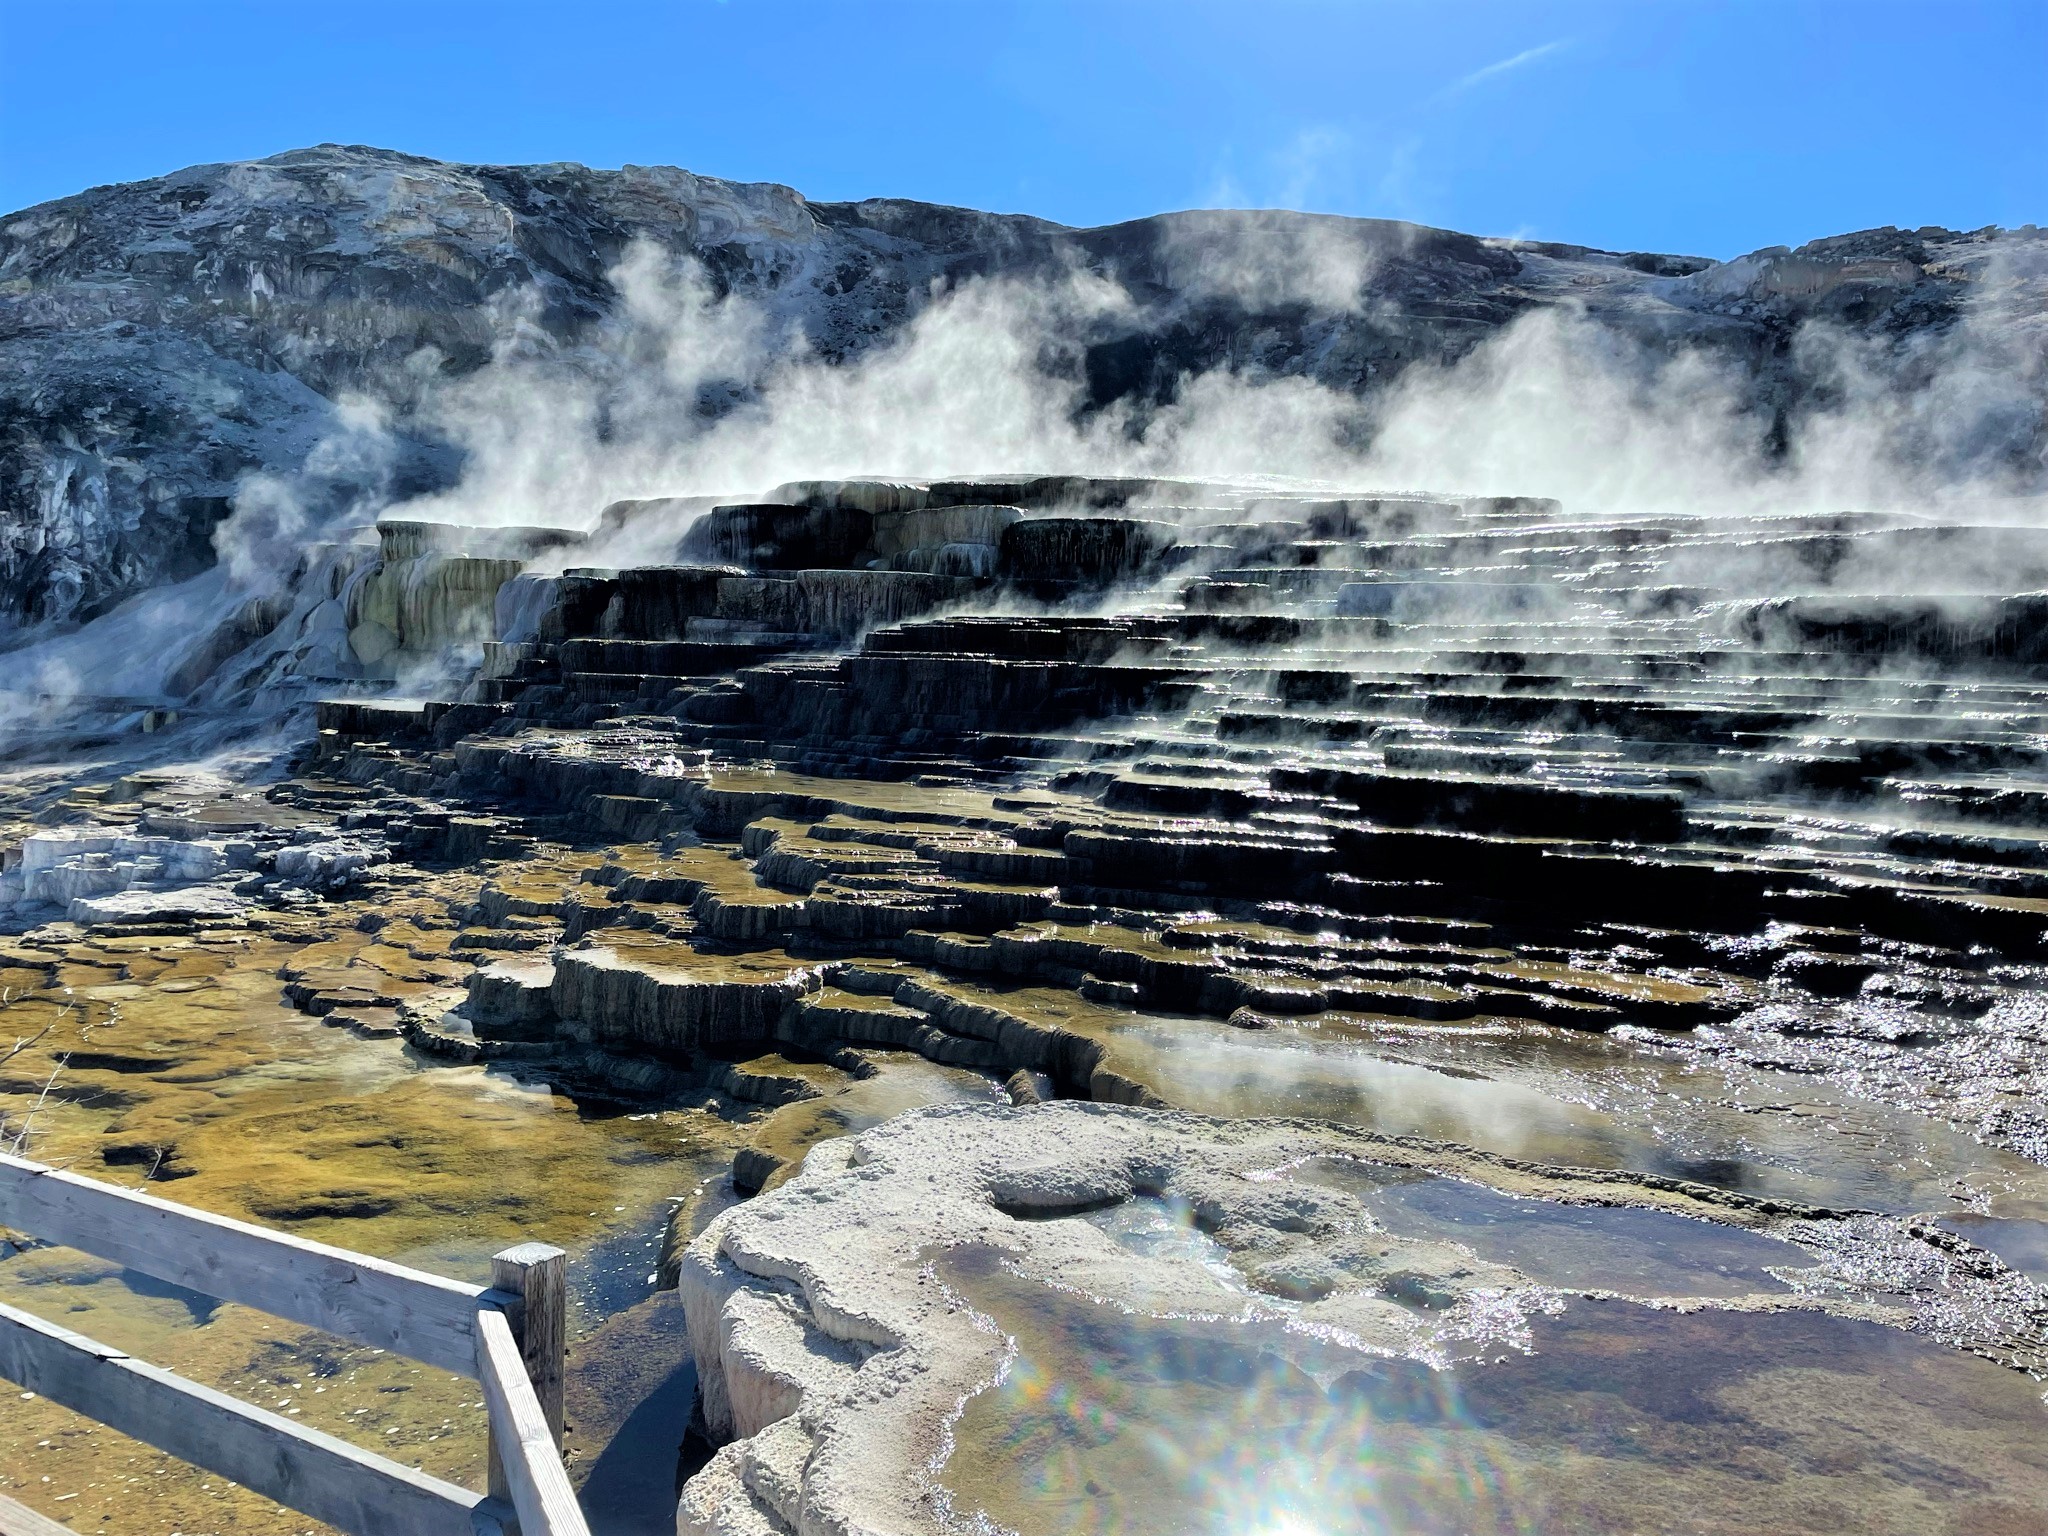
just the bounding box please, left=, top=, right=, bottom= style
left=0, top=829, right=250, bottom=925
left=273, top=837, right=378, bottom=890
left=675, top=1102, right=1853, bottom=1536
left=0, top=823, right=384, bottom=927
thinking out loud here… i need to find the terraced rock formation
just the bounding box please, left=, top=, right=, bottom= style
left=7, top=472, right=2048, bottom=1530
left=284, top=476, right=2048, bottom=1167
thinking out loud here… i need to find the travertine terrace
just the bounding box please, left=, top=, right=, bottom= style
left=317, top=476, right=2048, bottom=1172
left=7, top=473, right=2048, bottom=1531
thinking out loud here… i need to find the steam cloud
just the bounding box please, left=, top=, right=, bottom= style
left=320, top=231, right=2045, bottom=560
left=3, top=224, right=2044, bottom=747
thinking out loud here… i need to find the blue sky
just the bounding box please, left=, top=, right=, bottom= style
left=1, top=0, right=2040, bottom=257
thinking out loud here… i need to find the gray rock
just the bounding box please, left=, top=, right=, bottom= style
left=6, top=144, right=2037, bottom=645
left=67, top=883, right=247, bottom=926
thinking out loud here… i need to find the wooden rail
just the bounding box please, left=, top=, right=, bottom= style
left=0, top=1490, right=75, bottom=1536
left=0, top=1152, right=591, bottom=1536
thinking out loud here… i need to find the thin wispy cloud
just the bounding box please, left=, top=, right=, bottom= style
left=1274, top=125, right=1352, bottom=211
left=1442, top=39, right=1571, bottom=98
left=1199, top=123, right=1435, bottom=224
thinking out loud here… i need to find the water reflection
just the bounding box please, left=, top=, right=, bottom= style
left=565, top=1293, right=700, bottom=1535
left=1935, top=1213, right=2048, bottom=1283
left=938, top=1242, right=2048, bottom=1536
left=1302, top=1160, right=1806, bottom=1299
left=1090, top=1006, right=2048, bottom=1215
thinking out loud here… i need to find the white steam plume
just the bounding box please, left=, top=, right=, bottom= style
left=341, top=234, right=2043, bottom=541
left=5, top=224, right=2044, bottom=749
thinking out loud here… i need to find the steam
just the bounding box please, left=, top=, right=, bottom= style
left=5, top=219, right=2045, bottom=751
left=372, top=257, right=1145, bottom=534
left=223, top=394, right=399, bottom=582
left=1786, top=239, right=2048, bottom=501
left=329, top=230, right=2044, bottom=546
left=1148, top=208, right=1386, bottom=314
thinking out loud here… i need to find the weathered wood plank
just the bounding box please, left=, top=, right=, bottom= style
left=486, top=1243, right=567, bottom=1508
left=0, top=1491, right=74, bottom=1536
left=477, top=1307, right=590, bottom=1536
left=496, top=1245, right=566, bottom=1440
left=0, top=1151, right=487, bottom=1377
left=0, top=1300, right=498, bottom=1536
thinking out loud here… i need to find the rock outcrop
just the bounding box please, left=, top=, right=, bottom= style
left=4, top=144, right=2041, bottom=637
left=284, top=473, right=2048, bottom=1191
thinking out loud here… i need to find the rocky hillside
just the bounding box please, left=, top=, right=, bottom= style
left=0, top=143, right=2040, bottom=636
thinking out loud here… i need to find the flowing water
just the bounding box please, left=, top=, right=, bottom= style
left=922, top=974, right=2048, bottom=1217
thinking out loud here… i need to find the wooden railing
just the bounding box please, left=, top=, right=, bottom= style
left=0, top=1151, right=592, bottom=1536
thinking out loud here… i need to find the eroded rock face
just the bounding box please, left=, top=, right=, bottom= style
left=6, top=143, right=2041, bottom=635
left=298, top=474, right=2048, bottom=1196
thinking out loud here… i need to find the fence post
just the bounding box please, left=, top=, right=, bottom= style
left=486, top=1242, right=566, bottom=1505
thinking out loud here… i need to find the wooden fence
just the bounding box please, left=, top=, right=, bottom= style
left=0, top=1151, right=591, bottom=1536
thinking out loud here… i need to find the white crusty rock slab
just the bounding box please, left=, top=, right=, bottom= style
left=673, top=1100, right=2036, bottom=1536
left=65, top=884, right=250, bottom=926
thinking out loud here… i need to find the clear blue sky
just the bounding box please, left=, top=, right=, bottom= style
left=2, top=0, right=2041, bottom=257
